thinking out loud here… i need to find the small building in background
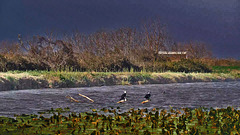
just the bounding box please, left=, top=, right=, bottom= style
left=158, top=51, right=188, bottom=59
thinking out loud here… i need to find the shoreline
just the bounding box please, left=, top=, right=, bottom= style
left=0, top=72, right=238, bottom=91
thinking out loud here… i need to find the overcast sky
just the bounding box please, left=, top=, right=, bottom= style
left=0, top=0, right=239, bottom=58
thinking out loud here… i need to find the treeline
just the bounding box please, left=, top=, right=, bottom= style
left=0, top=20, right=214, bottom=73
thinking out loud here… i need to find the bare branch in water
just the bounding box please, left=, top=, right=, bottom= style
left=66, top=95, right=80, bottom=103
left=78, top=93, right=94, bottom=102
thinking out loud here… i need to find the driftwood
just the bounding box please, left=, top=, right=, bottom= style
left=78, top=93, right=94, bottom=102
left=141, top=100, right=150, bottom=104
left=66, top=95, right=80, bottom=102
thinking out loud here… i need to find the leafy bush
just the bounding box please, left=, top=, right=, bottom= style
left=0, top=54, right=7, bottom=71
left=106, top=58, right=141, bottom=72
left=170, top=59, right=212, bottom=73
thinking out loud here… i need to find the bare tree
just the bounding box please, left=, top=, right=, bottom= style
left=24, top=36, right=77, bottom=71
left=184, top=41, right=212, bottom=59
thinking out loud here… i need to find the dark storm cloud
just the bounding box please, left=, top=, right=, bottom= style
left=20, top=0, right=154, bottom=34
left=0, top=0, right=26, bottom=40
left=0, top=0, right=239, bottom=58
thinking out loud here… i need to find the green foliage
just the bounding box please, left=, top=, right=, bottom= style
left=212, top=66, right=240, bottom=78
left=141, top=59, right=212, bottom=73
left=1, top=107, right=240, bottom=134
left=212, top=66, right=240, bottom=73
left=127, top=73, right=151, bottom=84
left=0, top=54, right=48, bottom=72
left=6, top=76, right=15, bottom=82
left=0, top=54, right=7, bottom=72
left=170, top=59, right=212, bottom=73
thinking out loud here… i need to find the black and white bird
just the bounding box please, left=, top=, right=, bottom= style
left=117, top=91, right=127, bottom=103
left=141, top=91, right=151, bottom=104
left=144, top=91, right=151, bottom=100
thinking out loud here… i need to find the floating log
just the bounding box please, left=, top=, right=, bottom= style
left=66, top=95, right=80, bottom=103
left=117, top=100, right=126, bottom=103
left=78, top=93, right=94, bottom=102
left=141, top=100, right=150, bottom=104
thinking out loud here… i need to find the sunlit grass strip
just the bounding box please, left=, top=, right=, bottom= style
left=0, top=72, right=43, bottom=80
left=152, top=72, right=236, bottom=82
left=1, top=107, right=240, bottom=134
left=0, top=71, right=238, bottom=90
left=1, top=71, right=237, bottom=80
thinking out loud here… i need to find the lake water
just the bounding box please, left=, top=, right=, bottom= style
left=0, top=81, right=240, bottom=117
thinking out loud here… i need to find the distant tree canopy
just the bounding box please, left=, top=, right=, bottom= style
left=0, top=20, right=214, bottom=72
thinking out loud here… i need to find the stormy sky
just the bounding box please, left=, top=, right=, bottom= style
left=0, top=0, right=239, bottom=58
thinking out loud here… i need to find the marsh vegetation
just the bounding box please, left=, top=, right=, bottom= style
left=1, top=107, right=240, bottom=134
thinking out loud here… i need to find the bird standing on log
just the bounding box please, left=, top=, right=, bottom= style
left=144, top=91, right=151, bottom=100
left=117, top=91, right=127, bottom=103
left=142, top=91, right=151, bottom=104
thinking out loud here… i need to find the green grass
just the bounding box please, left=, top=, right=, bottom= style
left=1, top=71, right=238, bottom=82
left=212, top=66, right=240, bottom=78
left=6, top=76, right=15, bottom=82
left=212, top=66, right=240, bottom=73
left=0, top=71, right=238, bottom=90
left=1, top=107, right=240, bottom=134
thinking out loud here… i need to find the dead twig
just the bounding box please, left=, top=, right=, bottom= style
left=78, top=93, right=94, bottom=102
left=66, top=95, right=80, bottom=103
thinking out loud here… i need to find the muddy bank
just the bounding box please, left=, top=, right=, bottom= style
left=0, top=72, right=238, bottom=91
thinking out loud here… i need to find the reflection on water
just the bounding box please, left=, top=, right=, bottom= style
left=0, top=81, right=240, bottom=117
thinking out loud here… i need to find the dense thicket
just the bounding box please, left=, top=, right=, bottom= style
left=0, top=21, right=214, bottom=73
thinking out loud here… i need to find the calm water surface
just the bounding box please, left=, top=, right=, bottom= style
left=0, top=81, right=240, bottom=117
